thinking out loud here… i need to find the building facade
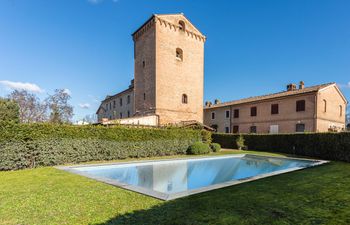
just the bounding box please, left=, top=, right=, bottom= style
left=97, top=13, right=206, bottom=125
left=204, top=82, right=347, bottom=134
left=96, top=80, right=134, bottom=122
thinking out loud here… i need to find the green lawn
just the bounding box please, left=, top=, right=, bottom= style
left=1, top=150, right=350, bottom=225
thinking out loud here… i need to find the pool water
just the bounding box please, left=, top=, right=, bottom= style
left=64, top=154, right=326, bottom=200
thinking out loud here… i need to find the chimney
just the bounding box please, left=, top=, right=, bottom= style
left=287, top=83, right=297, bottom=91
left=129, top=79, right=135, bottom=88
left=205, top=101, right=212, bottom=107
left=299, top=81, right=305, bottom=89
left=214, top=99, right=221, bottom=105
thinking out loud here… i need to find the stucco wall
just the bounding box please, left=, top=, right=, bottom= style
left=204, top=93, right=317, bottom=133
left=97, top=89, right=134, bottom=121
left=316, top=85, right=347, bottom=131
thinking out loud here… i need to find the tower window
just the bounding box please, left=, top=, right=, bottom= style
left=143, top=93, right=146, bottom=100
left=179, top=20, right=186, bottom=31
left=176, top=48, right=183, bottom=61
left=182, top=94, right=188, bottom=104
left=323, top=99, right=327, bottom=112
left=142, top=61, right=145, bottom=68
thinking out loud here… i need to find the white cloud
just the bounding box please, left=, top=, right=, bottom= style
left=87, top=0, right=103, bottom=4
left=339, top=82, right=350, bottom=89
left=63, top=88, right=72, bottom=95
left=87, top=0, right=119, bottom=4
left=0, top=80, right=44, bottom=93
left=79, top=103, right=91, bottom=109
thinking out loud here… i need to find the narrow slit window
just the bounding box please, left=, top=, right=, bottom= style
left=182, top=94, right=188, bottom=104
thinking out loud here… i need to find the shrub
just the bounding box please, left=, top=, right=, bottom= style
left=210, top=143, right=221, bottom=152
left=187, top=142, right=211, bottom=155
left=212, top=132, right=350, bottom=162
left=236, top=135, right=245, bottom=150
left=0, top=123, right=202, bottom=171
left=0, top=98, right=19, bottom=123
left=201, top=130, right=212, bottom=144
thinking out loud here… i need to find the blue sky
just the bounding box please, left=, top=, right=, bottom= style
left=0, top=0, right=349, bottom=121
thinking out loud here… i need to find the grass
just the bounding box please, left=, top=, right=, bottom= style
left=1, top=150, right=350, bottom=225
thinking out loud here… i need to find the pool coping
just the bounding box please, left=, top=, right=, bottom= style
left=56, top=154, right=329, bottom=201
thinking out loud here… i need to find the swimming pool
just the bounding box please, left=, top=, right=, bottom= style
left=58, top=154, right=327, bottom=200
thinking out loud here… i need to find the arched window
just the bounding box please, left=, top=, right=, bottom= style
left=323, top=99, right=327, bottom=112
left=179, top=20, right=186, bottom=31
left=340, top=105, right=343, bottom=116
left=182, top=94, right=188, bottom=104
left=176, top=48, right=183, bottom=61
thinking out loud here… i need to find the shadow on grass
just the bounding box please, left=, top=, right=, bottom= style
left=96, top=162, right=350, bottom=225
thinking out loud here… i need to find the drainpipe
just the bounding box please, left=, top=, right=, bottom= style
left=314, top=93, right=318, bottom=132
left=230, top=105, right=233, bottom=133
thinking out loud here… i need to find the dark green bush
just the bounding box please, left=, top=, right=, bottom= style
left=212, top=132, right=350, bottom=162
left=0, top=99, right=19, bottom=123
left=0, top=123, right=202, bottom=170
left=210, top=143, right=221, bottom=152
left=187, top=142, right=211, bottom=155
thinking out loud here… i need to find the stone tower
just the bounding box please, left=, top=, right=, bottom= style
left=132, top=13, right=206, bottom=125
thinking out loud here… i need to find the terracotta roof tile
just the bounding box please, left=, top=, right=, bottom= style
left=204, top=83, right=335, bottom=109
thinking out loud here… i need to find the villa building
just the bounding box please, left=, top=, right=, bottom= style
left=97, top=14, right=347, bottom=133
left=97, top=13, right=206, bottom=125
left=204, top=82, right=347, bottom=134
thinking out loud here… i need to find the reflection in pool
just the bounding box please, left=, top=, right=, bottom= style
left=69, top=155, right=322, bottom=197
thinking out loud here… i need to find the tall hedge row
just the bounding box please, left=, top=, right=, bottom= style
left=212, top=132, right=350, bottom=162
left=0, top=123, right=202, bottom=170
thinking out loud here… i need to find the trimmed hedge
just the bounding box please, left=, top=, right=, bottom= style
left=0, top=123, right=202, bottom=170
left=212, top=132, right=350, bottom=162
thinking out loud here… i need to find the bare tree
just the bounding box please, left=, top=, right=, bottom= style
left=8, top=90, right=47, bottom=123
left=46, top=89, right=74, bottom=124
left=83, top=114, right=97, bottom=124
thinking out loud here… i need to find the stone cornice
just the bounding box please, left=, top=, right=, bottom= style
left=155, top=16, right=206, bottom=42
left=132, top=16, right=206, bottom=42
left=132, top=17, right=156, bottom=41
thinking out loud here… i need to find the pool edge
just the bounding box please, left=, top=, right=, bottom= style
left=55, top=154, right=329, bottom=201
